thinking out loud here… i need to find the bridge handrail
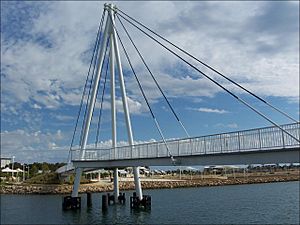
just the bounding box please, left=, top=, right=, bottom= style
left=72, top=122, right=300, bottom=152
left=71, top=122, right=300, bottom=161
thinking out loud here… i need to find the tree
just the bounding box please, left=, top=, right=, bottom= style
left=42, top=163, right=50, bottom=173
left=31, top=165, right=38, bottom=175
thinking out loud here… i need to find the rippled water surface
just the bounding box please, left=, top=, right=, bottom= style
left=1, top=181, right=299, bottom=224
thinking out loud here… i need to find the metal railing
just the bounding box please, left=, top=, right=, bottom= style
left=71, top=123, right=300, bottom=161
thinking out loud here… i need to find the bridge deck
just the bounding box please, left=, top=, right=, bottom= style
left=71, top=123, right=299, bottom=167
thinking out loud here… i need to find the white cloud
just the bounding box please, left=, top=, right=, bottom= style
left=54, top=115, right=74, bottom=121
left=33, top=103, right=42, bottom=109
left=1, top=1, right=298, bottom=112
left=227, top=123, right=238, bottom=129
left=0, top=129, right=67, bottom=162
left=100, top=96, right=146, bottom=115
left=83, top=138, right=157, bottom=150
left=214, top=123, right=238, bottom=129
left=192, top=107, right=229, bottom=114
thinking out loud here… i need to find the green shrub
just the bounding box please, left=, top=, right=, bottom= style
left=24, top=172, right=60, bottom=184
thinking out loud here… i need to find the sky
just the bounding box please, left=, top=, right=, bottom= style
left=1, top=1, right=299, bottom=163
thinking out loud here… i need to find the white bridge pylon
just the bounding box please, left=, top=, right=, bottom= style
left=72, top=3, right=143, bottom=200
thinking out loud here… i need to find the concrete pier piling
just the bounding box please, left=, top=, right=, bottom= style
left=118, top=193, right=126, bottom=204
left=107, top=193, right=115, bottom=204
left=87, top=192, right=92, bottom=206
left=130, top=192, right=151, bottom=209
left=102, top=195, right=108, bottom=211
left=62, top=196, right=81, bottom=210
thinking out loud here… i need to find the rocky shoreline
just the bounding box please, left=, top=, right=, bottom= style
left=1, top=175, right=299, bottom=195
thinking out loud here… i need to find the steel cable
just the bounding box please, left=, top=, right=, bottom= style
left=95, top=50, right=110, bottom=147
left=115, top=12, right=300, bottom=143
left=68, top=9, right=106, bottom=162
left=116, top=8, right=298, bottom=123
left=116, top=14, right=190, bottom=138
left=109, top=14, right=175, bottom=160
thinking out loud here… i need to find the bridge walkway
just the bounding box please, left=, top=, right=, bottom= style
left=70, top=123, right=299, bottom=168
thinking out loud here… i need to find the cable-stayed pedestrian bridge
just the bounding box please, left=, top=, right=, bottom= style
left=71, top=122, right=299, bottom=168
left=62, top=3, right=300, bottom=207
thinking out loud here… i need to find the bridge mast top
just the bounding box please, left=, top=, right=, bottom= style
left=104, top=3, right=117, bottom=13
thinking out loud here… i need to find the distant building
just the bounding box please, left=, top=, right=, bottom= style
left=1, top=157, right=12, bottom=168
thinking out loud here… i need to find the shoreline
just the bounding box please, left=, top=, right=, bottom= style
left=1, top=174, right=299, bottom=195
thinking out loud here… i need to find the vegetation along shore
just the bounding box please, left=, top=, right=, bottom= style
left=1, top=161, right=299, bottom=195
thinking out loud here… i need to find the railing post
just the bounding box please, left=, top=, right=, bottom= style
left=220, top=135, right=223, bottom=153
left=204, top=137, right=206, bottom=154
left=147, top=144, right=149, bottom=158
left=238, top=132, right=241, bottom=151
left=258, top=129, right=262, bottom=150
left=281, top=129, right=285, bottom=148
left=166, top=143, right=168, bottom=157
left=138, top=146, right=140, bottom=158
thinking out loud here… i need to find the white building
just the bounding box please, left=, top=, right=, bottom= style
left=1, top=157, right=12, bottom=168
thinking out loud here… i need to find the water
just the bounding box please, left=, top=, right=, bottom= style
left=1, top=181, right=299, bottom=224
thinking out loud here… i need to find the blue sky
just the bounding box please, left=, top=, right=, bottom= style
left=1, top=1, right=299, bottom=163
